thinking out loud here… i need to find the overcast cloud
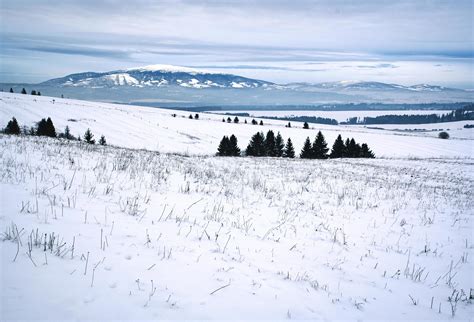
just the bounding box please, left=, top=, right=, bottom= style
left=0, top=0, right=472, bottom=87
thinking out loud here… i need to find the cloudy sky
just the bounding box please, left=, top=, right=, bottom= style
left=1, top=0, right=472, bottom=87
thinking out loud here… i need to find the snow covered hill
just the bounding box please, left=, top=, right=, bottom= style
left=41, top=64, right=272, bottom=89
left=0, top=92, right=472, bottom=158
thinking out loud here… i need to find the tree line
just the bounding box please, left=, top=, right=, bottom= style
left=345, top=105, right=474, bottom=125
left=2, top=117, right=106, bottom=145
left=217, top=130, right=375, bottom=159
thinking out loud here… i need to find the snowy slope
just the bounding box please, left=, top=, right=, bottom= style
left=1, top=135, right=473, bottom=320
left=0, top=92, right=472, bottom=158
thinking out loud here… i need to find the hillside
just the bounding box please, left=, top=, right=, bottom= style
left=0, top=92, right=472, bottom=158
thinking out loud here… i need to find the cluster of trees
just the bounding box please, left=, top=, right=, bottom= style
left=2, top=117, right=107, bottom=145
left=7, top=88, right=42, bottom=95
left=188, top=113, right=199, bottom=119
left=346, top=106, right=474, bottom=125
left=217, top=130, right=374, bottom=159
left=275, top=116, right=338, bottom=126
left=301, top=133, right=375, bottom=158
left=222, top=117, right=263, bottom=126
left=216, top=135, right=241, bottom=156
left=245, top=130, right=295, bottom=158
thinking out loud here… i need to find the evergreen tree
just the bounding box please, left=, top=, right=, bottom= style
left=228, top=135, right=241, bottom=156
left=83, top=128, right=95, bottom=144
left=99, top=135, right=107, bottom=146
left=360, top=143, right=375, bottom=158
left=251, top=119, right=258, bottom=125
left=300, top=137, right=313, bottom=159
left=31, top=90, right=37, bottom=95
left=275, top=132, right=284, bottom=157
left=264, top=130, right=276, bottom=156
left=217, top=136, right=230, bottom=156
left=244, top=119, right=247, bottom=124
left=227, top=117, right=232, bottom=123
left=246, top=132, right=266, bottom=156
left=36, top=118, right=48, bottom=136
left=21, top=88, right=27, bottom=94
left=259, top=120, right=264, bottom=126
left=283, top=138, right=295, bottom=158
left=330, top=134, right=345, bottom=158
left=45, top=117, right=56, bottom=137
left=194, top=113, right=199, bottom=119
left=312, top=131, right=329, bottom=159
left=234, top=116, right=239, bottom=123
left=189, top=114, right=193, bottom=119
left=4, top=117, right=20, bottom=135
left=343, top=138, right=351, bottom=157
left=9, top=88, right=13, bottom=93
left=222, top=118, right=225, bottom=122
left=286, top=122, right=291, bottom=128
left=37, top=91, right=41, bottom=96
left=64, top=125, right=73, bottom=140
left=303, top=122, right=309, bottom=129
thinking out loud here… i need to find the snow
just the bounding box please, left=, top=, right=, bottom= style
left=104, top=73, right=139, bottom=86
left=0, top=92, right=472, bottom=158
left=1, top=134, right=472, bottom=320
left=126, top=64, right=217, bottom=75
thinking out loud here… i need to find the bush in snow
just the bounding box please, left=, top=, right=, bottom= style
left=99, top=135, right=107, bottom=146
left=438, top=131, right=450, bottom=139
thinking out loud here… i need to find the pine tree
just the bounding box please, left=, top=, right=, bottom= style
left=36, top=118, right=48, bottom=136
left=9, top=88, right=13, bottom=93
left=275, top=132, right=284, bottom=157
left=31, top=90, right=37, bottom=95
left=244, top=119, right=247, bottom=124
left=330, top=134, right=345, bottom=158
left=194, top=113, right=199, bottom=119
left=251, top=119, right=258, bottom=125
left=343, top=138, right=351, bottom=157
left=264, top=130, right=276, bottom=156
left=217, top=136, right=230, bottom=156
left=283, top=138, right=295, bottom=158
left=360, top=143, right=375, bottom=158
left=246, top=132, right=266, bottom=156
left=4, top=117, right=20, bottom=135
left=84, top=128, right=95, bottom=144
left=227, top=117, right=232, bottom=123
left=286, top=122, right=291, bottom=128
left=228, top=135, right=241, bottom=156
left=64, top=125, right=73, bottom=140
left=259, top=120, right=264, bottom=126
left=222, top=118, right=225, bottom=122
left=37, top=91, right=41, bottom=96
left=99, top=135, right=107, bottom=146
left=21, top=88, right=27, bottom=94
left=189, top=114, right=193, bottom=119
left=303, top=122, right=309, bottom=129
left=45, top=117, right=56, bottom=137
left=300, top=137, right=313, bottom=159
left=312, top=131, right=329, bottom=159
left=234, top=116, right=239, bottom=123
left=346, top=138, right=358, bottom=158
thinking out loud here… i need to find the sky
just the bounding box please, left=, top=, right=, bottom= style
left=0, top=0, right=473, bottom=88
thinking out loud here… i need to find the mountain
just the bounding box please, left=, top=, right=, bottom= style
left=41, top=64, right=273, bottom=89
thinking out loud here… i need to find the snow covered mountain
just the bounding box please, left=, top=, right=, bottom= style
left=41, top=64, right=273, bottom=89
left=289, top=80, right=461, bottom=92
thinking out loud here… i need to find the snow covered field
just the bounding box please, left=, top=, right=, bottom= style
left=215, top=109, right=454, bottom=122
left=0, top=92, right=472, bottom=158
left=1, top=135, right=473, bottom=320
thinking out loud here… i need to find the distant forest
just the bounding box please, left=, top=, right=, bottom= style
left=345, top=105, right=474, bottom=125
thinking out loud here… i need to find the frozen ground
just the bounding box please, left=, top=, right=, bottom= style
left=0, top=92, right=472, bottom=158
left=1, top=135, right=473, bottom=320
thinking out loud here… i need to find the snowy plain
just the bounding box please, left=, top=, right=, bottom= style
left=0, top=93, right=473, bottom=320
